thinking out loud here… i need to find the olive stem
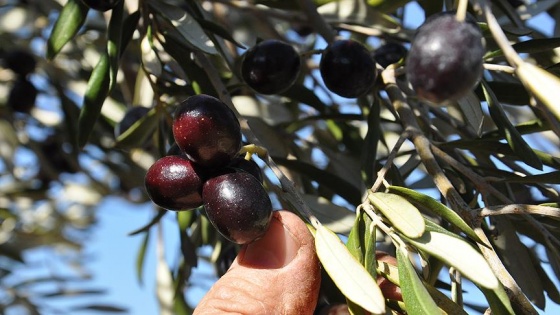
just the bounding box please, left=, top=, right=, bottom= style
left=369, top=129, right=410, bottom=193
left=477, top=204, right=560, bottom=218
left=478, top=0, right=524, bottom=67
left=455, top=0, right=469, bottom=22
left=483, top=63, right=515, bottom=74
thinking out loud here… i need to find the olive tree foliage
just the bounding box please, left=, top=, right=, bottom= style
left=1, top=0, right=560, bottom=314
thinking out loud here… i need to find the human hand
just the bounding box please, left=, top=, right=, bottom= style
left=194, top=210, right=321, bottom=314
left=194, top=210, right=401, bottom=315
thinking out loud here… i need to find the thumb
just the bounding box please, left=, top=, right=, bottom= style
left=194, top=210, right=321, bottom=315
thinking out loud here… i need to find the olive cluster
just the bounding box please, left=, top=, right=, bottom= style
left=144, top=95, right=272, bottom=245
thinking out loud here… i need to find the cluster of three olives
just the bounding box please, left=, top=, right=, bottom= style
left=144, top=95, right=272, bottom=245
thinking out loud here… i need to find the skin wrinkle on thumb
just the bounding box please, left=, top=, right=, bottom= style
left=194, top=210, right=321, bottom=315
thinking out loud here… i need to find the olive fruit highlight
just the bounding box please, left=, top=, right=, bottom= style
left=241, top=39, right=301, bottom=95
left=319, top=39, right=377, bottom=98
left=406, top=12, right=485, bottom=104
left=203, top=171, right=273, bottom=245
left=173, top=95, right=242, bottom=168
left=144, top=155, right=206, bottom=211
left=80, top=0, right=122, bottom=11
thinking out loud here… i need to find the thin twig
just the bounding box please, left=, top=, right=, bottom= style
left=478, top=204, right=560, bottom=218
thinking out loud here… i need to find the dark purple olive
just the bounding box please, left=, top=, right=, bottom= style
left=145, top=155, right=207, bottom=211
left=203, top=171, right=272, bottom=245
left=374, top=42, right=407, bottom=68
left=241, top=39, right=301, bottom=95
left=3, top=49, right=36, bottom=77
left=228, top=157, right=263, bottom=183
left=406, top=12, right=484, bottom=104
left=319, top=39, right=377, bottom=98
left=8, top=78, right=37, bottom=113
left=173, top=95, right=242, bottom=168
left=80, top=0, right=122, bottom=11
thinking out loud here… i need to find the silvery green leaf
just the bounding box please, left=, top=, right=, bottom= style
left=368, top=192, right=425, bottom=238
left=403, top=231, right=499, bottom=289
left=315, top=224, right=385, bottom=314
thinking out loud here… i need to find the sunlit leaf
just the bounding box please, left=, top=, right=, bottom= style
left=368, top=192, right=425, bottom=238
left=402, top=231, right=499, bottom=289
left=46, top=0, right=89, bottom=59
left=315, top=224, right=385, bottom=314
left=516, top=62, right=560, bottom=123
left=387, top=186, right=484, bottom=245
left=396, top=247, right=440, bottom=315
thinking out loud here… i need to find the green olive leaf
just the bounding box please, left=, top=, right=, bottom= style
left=396, top=247, right=440, bottom=315
left=46, top=0, right=89, bottom=59
left=345, top=209, right=376, bottom=275
left=482, top=80, right=543, bottom=170
left=402, top=231, right=499, bottom=289
left=368, top=192, right=425, bottom=238
left=106, top=0, right=124, bottom=91
left=387, top=186, right=485, bottom=245
left=492, top=217, right=545, bottom=308
left=77, top=53, right=111, bottom=148
left=315, top=224, right=385, bottom=314
left=479, top=284, right=515, bottom=315
left=149, top=1, right=217, bottom=55
left=135, top=231, right=150, bottom=286
left=115, top=107, right=159, bottom=149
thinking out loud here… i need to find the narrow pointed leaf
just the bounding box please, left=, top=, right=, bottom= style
left=46, top=0, right=89, bottom=59
left=368, top=192, right=425, bottom=238
left=402, top=231, right=499, bottom=289
left=115, top=107, right=159, bottom=148
left=107, top=0, right=124, bottom=91
left=315, top=224, right=385, bottom=314
left=78, top=53, right=111, bottom=147
left=345, top=209, right=376, bottom=275
left=492, top=217, right=545, bottom=308
left=480, top=285, right=515, bottom=315
left=482, top=80, right=543, bottom=170
left=135, top=231, right=150, bottom=286
left=396, top=247, right=440, bottom=315
left=387, top=186, right=484, bottom=245
left=149, top=1, right=217, bottom=55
